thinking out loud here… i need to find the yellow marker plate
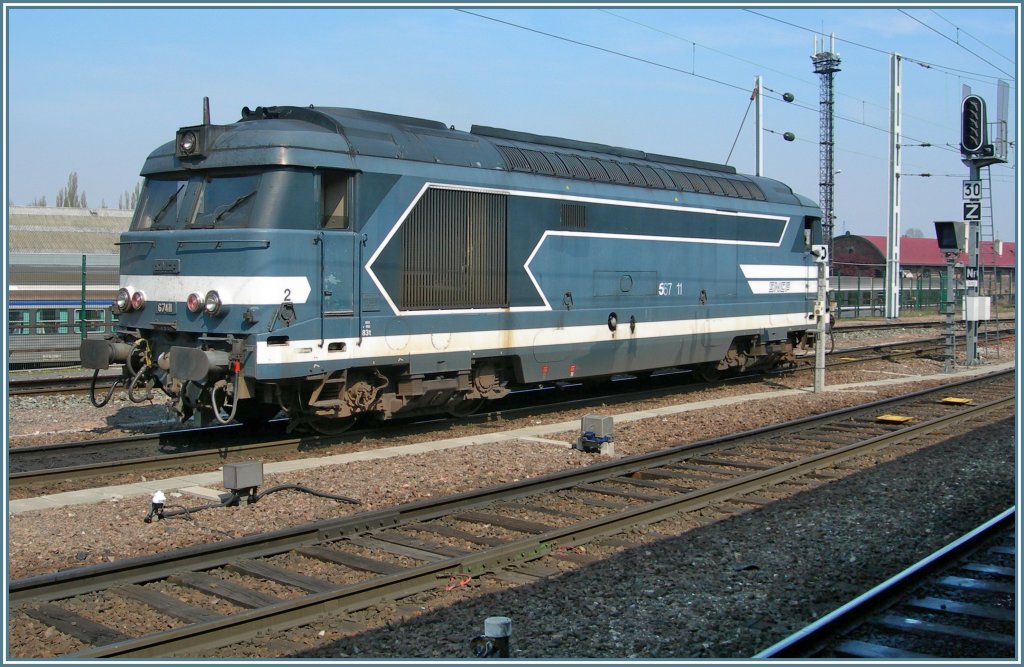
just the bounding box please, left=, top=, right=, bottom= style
left=876, top=414, right=914, bottom=424
left=940, top=397, right=974, bottom=405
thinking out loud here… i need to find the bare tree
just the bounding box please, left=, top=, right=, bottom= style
left=119, top=181, right=143, bottom=210
left=56, top=172, right=87, bottom=208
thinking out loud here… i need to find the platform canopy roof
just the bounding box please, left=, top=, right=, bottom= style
left=8, top=206, right=130, bottom=256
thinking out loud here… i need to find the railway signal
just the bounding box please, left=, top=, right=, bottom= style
left=958, top=91, right=1004, bottom=364
left=960, top=95, right=990, bottom=157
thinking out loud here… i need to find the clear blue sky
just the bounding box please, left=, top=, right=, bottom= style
left=5, top=3, right=1019, bottom=242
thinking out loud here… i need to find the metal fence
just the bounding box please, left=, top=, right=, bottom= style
left=832, top=267, right=1015, bottom=319
left=8, top=254, right=118, bottom=366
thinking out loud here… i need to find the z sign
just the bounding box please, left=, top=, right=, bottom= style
left=963, top=201, right=982, bottom=222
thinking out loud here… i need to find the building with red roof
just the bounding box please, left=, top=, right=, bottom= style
left=831, top=232, right=1016, bottom=312
left=833, top=232, right=1015, bottom=278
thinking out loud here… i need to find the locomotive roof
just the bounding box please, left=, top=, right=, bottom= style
left=144, top=105, right=806, bottom=206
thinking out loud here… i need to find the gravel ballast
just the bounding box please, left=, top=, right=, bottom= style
left=5, top=344, right=1018, bottom=659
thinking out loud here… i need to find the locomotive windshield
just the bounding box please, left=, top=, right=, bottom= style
left=190, top=174, right=259, bottom=228
left=130, top=168, right=315, bottom=231
left=133, top=176, right=189, bottom=230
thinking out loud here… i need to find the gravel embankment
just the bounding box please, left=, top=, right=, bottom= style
left=5, top=335, right=1017, bottom=659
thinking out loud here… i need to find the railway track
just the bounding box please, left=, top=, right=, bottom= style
left=7, top=331, right=1007, bottom=497
left=756, top=507, right=1016, bottom=659
left=8, top=318, right=1014, bottom=398
left=831, top=316, right=1014, bottom=334
left=8, top=333, right=1011, bottom=495
left=8, top=372, right=122, bottom=397
left=8, top=370, right=1014, bottom=658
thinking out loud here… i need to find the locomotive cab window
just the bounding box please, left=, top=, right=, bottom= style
left=132, top=176, right=190, bottom=230
left=191, top=173, right=261, bottom=228
left=803, top=216, right=822, bottom=249
left=321, top=170, right=351, bottom=229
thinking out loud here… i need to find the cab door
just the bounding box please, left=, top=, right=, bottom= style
left=319, top=170, right=358, bottom=320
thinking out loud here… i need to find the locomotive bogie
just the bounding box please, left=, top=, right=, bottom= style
left=83, top=104, right=824, bottom=429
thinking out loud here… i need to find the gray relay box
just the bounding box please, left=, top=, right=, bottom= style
left=581, top=415, right=613, bottom=438
left=223, top=461, right=264, bottom=491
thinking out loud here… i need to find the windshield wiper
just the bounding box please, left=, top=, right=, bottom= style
left=151, top=183, right=185, bottom=226
left=212, top=190, right=257, bottom=225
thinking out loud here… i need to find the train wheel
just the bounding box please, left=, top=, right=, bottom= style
left=447, top=398, right=485, bottom=418
left=280, top=383, right=356, bottom=435
left=309, top=416, right=357, bottom=435
left=698, top=363, right=722, bottom=382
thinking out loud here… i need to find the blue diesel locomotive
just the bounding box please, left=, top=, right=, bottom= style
left=81, top=103, right=824, bottom=432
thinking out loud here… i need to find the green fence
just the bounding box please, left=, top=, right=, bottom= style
left=832, top=267, right=1015, bottom=319
left=8, top=254, right=119, bottom=366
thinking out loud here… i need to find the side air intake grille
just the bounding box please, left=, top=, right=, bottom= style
left=522, top=149, right=556, bottom=175
left=495, top=145, right=531, bottom=171
left=400, top=188, right=507, bottom=310
left=557, top=154, right=590, bottom=179
left=560, top=203, right=586, bottom=229
left=495, top=145, right=764, bottom=200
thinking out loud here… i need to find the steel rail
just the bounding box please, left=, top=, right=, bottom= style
left=831, top=317, right=1015, bottom=334
left=753, top=506, right=1017, bottom=659
left=64, top=392, right=1014, bottom=658
left=8, top=431, right=304, bottom=489
left=10, top=369, right=1012, bottom=605
left=10, top=332, right=1008, bottom=491
left=9, top=375, right=120, bottom=396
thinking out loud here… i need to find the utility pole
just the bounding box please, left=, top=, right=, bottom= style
left=811, top=34, right=840, bottom=393
left=812, top=244, right=829, bottom=393
left=754, top=75, right=763, bottom=177
left=812, top=34, right=841, bottom=255
left=885, top=52, right=902, bottom=319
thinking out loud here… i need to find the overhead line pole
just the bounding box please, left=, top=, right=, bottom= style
left=811, top=34, right=840, bottom=394
left=812, top=33, right=841, bottom=256
left=755, top=75, right=763, bottom=177
left=885, top=52, right=903, bottom=320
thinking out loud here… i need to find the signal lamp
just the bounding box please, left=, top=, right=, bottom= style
left=130, top=291, right=146, bottom=311
left=934, top=221, right=966, bottom=253
left=960, top=95, right=988, bottom=155
left=178, top=130, right=198, bottom=155
left=186, top=292, right=203, bottom=314
left=204, top=290, right=224, bottom=316
left=114, top=288, right=132, bottom=312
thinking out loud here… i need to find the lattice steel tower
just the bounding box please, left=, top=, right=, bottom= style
left=811, top=34, right=841, bottom=252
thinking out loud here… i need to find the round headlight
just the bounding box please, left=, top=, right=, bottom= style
left=114, top=288, right=131, bottom=312
left=204, top=290, right=223, bottom=316
left=186, top=292, right=203, bottom=314
left=130, top=291, right=146, bottom=311
left=179, top=130, right=197, bottom=155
